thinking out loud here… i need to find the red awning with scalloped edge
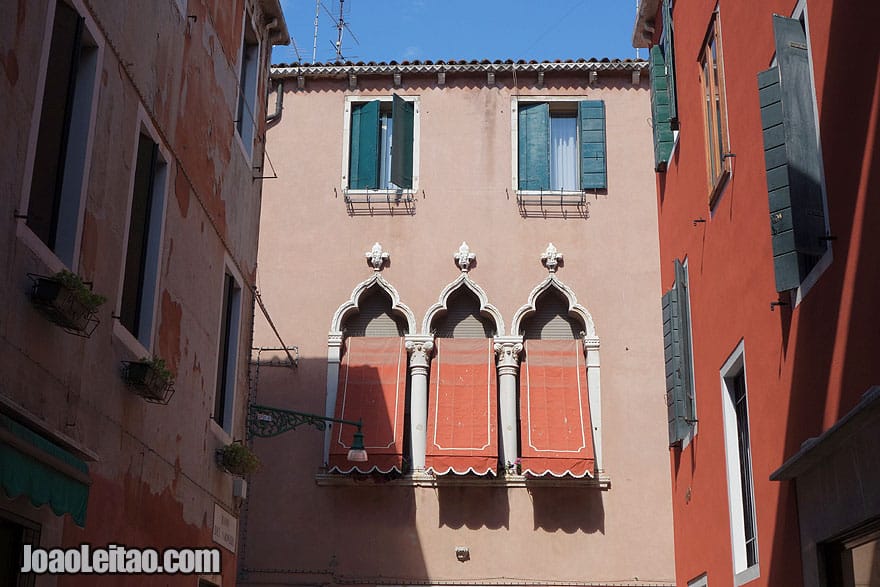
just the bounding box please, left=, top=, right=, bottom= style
left=520, top=339, right=595, bottom=478
left=329, top=337, right=407, bottom=474
left=425, top=338, right=498, bottom=475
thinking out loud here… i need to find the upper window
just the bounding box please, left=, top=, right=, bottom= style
left=344, top=95, right=417, bottom=191
left=235, top=17, right=259, bottom=159
left=650, top=0, right=678, bottom=171
left=516, top=100, right=606, bottom=191
left=26, top=0, right=100, bottom=268
left=119, top=130, right=168, bottom=349
left=759, top=13, right=828, bottom=294
left=699, top=12, right=730, bottom=205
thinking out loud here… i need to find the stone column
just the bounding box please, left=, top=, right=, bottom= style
left=494, top=337, right=524, bottom=471
left=323, top=333, right=344, bottom=466
left=584, top=336, right=603, bottom=474
left=405, top=336, right=434, bottom=472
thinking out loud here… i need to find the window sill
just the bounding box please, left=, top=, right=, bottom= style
left=315, top=471, right=611, bottom=488
left=734, top=564, right=760, bottom=585
left=708, top=169, right=731, bottom=211
left=15, top=221, right=68, bottom=275
left=112, top=319, right=151, bottom=361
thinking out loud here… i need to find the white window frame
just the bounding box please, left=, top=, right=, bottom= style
left=234, top=10, right=261, bottom=162
left=113, top=106, right=171, bottom=357
left=789, top=0, right=833, bottom=307
left=720, top=340, right=760, bottom=585
left=212, top=259, right=244, bottom=435
left=16, top=0, right=104, bottom=273
left=341, top=95, right=421, bottom=194
left=510, top=96, right=592, bottom=196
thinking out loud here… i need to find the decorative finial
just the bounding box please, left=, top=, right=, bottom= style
left=541, top=243, right=563, bottom=273
left=365, top=242, right=390, bottom=271
left=454, top=241, right=476, bottom=272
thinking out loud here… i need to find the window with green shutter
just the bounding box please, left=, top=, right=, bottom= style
left=662, top=259, right=695, bottom=447
left=517, top=100, right=607, bottom=191
left=347, top=94, right=416, bottom=190
left=758, top=15, right=827, bottom=292
left=648, top=0, right=678, bottom=172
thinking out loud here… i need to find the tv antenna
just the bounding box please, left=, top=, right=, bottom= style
left=321, top=0, right=359, bottom=61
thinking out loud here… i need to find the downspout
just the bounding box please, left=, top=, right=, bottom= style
left=266, top=80, right=283, bottom=124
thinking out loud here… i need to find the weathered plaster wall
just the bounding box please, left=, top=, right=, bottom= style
left=245, top=70, right=675, bottom=584
left=0, top=0, right=284, bottom=584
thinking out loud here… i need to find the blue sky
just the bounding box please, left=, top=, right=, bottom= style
left=272, top=1, right=643, bottom=65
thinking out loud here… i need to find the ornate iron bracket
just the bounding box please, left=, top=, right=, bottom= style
left=248, top=404, right=361, bottom=438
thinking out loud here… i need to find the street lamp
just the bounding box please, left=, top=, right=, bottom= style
left=248, top=404, right=367, bottom=462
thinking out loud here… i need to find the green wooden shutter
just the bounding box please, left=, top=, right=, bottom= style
left=518, top=103, right=550, bottom=190
left=662, top=259, right=693, bottom=446
left=579, top=100, right=606, bottom=189
left=391, top=94, right=414, bottom=189
left=349, top=100, right=379, bottom=189
left=650, top=45, right=674, bottom=171
left=661, top=0, right=677, bottom=124
left=674, top=259, right=695, bottom=422
left=758, top=15, right=827, bottom=292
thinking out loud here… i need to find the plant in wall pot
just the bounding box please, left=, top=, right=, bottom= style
left=28, top=270, right=106, bottom=336
left=121, top=356, right=175, bottom=404
left=216, top=442, right=261, bottom=477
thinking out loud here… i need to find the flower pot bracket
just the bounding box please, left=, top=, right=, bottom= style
left=27, top=274, right=99, bottom=337
left=120, top=361, right=175, bottom=405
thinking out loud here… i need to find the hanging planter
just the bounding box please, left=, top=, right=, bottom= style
left=216, top=442, right=261, bottom=477
left=121, top=357, right=175, bottom=405
left=28, top=271, right=105, bottom=336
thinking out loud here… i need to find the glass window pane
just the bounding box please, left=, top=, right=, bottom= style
left=550, top=115, right=577, bottom=191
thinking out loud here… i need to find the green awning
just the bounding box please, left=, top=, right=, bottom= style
left=0, top=413, right=90, bottom=527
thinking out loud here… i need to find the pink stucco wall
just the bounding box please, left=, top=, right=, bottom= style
left=245, top=66, right=676, bottom=585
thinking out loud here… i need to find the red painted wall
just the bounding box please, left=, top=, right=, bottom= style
left=648, top=0, right=880, bottom=584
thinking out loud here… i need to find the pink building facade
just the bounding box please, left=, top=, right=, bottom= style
left=243, top=60, right=677, bottom=586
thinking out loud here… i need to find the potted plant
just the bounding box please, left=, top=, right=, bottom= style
left=29, top=270, right=106, bottom=335
left=216, top=442, right=261, bottom=477
left=121, top=356, right=175, bottom=404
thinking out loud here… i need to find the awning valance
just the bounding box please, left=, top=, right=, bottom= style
left=329, top=337, right=407, bottom=474
left=0, top=413, right=90, bottom=527
left=520, top=340, right=595, bottom=478
left=426, top=339, right=498, bottom=475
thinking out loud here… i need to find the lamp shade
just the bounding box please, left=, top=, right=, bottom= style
left=347, top=430, right=368, bottom=462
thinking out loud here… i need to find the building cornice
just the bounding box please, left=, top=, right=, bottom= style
left=271, top=58, right=647, bottom=80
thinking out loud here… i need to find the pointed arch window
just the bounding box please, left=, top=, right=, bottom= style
left=517, top=285, right=598, bottom=478
left=328, top=284, right=411, bottom=474
left=425, top=284, right=500, bottom=476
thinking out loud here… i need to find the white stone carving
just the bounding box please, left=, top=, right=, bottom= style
left=541, top=243, right=563, bottom=273
left=420, top=272, right=505, bottom=336
left=454, top=241, right=476, bottom=273
left=328, top=272, right=416, bottom=337
left=365, top=242, right=390, bottom=271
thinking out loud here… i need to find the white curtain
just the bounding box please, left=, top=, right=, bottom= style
left=550, top=116, right=578, bottom=191
left=379, top=113, right=394, bottom=189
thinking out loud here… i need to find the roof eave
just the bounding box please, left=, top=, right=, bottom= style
left=259, top=0, right=290, bottom=46
left=632, top=0, right=660, bottom=48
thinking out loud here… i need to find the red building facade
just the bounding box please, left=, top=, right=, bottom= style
left=634, top=0, right=880, bottom=585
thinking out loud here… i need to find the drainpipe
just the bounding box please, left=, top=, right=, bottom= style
left=266, top=80, right=283, bottom=124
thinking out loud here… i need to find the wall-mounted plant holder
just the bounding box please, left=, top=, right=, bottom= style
left=28, top=272, right=103, bottom=337
left=216, top=441, right=261, bottom=477
left=121, top=358, right=175, bottom=405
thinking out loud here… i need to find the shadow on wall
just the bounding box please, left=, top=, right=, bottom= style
left=768, top=1, right=880, bottom=585
left=529, top=487, right=605, bottom=534
left=437, top=486, right=510, bottom=530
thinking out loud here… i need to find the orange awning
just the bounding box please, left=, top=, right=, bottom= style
left=520, top=339, right=595, bottom=478
left=329, top=337, right=407, bottom=474
left=426, top=339, right=498, bottom=475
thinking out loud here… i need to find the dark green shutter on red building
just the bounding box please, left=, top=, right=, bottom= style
left=758, top=15, right=827, bottom=292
